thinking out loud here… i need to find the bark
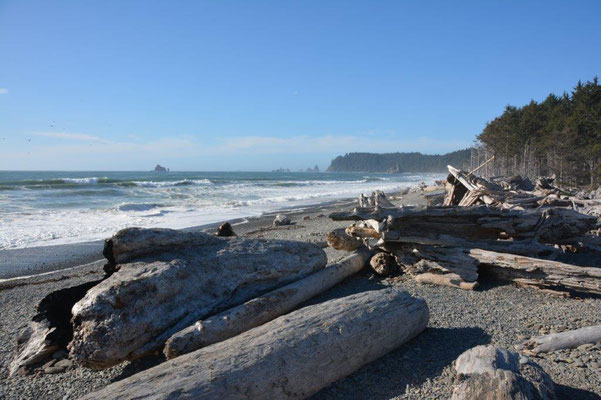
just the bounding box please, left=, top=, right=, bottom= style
left=452, top=345, right=555, bottom=400
left=164, top=249, right=371, bottom=359
left=523, top=325, right=601, bottom=355
left=69, top=228, right=327, bottom=369
left=80, top=288, right=429, bottom=400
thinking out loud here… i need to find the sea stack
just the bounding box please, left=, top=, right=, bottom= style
left=154, top=164, right=168, bottom=172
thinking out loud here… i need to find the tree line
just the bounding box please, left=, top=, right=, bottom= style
left=477, top=77, right=601, bottom=186
left=326, top=149, right=471, bottom=173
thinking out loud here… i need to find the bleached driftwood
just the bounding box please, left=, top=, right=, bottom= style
left=471, top=248, right=601, bottom=295
left=164, top=249, right=371, bottom=359
left=345, top=220, right=381, bottom=239
left=69, top=228, right=327, bottom=369
left=524, top=324, right=601, bottom=355
left=452, top=345, right=555, bottom=400
left=326, top=228, right=363, bottom=251
left=81, top=288, right=429, bottom=400
left=414, top=272, right=478, bottom=290
left=358, top=190, right=395, bottom=208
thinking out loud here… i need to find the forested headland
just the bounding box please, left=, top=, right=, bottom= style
left=477, top=77, right=601, bottom=186
left=326, top=149, right=471, bottom=173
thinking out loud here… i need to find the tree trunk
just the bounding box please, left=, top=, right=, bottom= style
left=164, top=249, right=371, bottom=359
left=80, top=288, right=429, bottom=400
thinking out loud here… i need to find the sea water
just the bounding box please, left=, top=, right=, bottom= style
left=0, top=170, right=442, bottom=249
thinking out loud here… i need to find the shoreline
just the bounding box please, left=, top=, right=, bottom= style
left=0, top=196, right=361, bottom=279
left=1, top=189, right=601, bottom=399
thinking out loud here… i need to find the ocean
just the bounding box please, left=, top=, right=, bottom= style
left=0, top=170, right=442, bottom=250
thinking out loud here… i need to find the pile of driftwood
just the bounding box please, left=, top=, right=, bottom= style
left=443, top=165, right=601, bottom=218
left=11, top=227, right=429, bottom=399
left=328, top=166, right=601, bottom=295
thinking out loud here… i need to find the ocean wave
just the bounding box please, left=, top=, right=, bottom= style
left=131, top=179, right=213, bottom=187
left=118, top=203, right=164, bottom=212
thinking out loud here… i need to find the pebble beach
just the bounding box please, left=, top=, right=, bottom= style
left=1, top=191, right=601, bottom=399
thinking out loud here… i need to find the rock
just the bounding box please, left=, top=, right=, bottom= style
left=589, top=361, right=600, bottom=369
left=303, top=215, right=311, bottom=220
left=215, top=222, right=236, bottom=237
left=54, top=359, right=72, bottom=369
left=370, top=252, right=397, bottom=276
left=69, top=228, right=327, bottom=369
left=452, top=345, right=555, bottom=400
left=42, top=359, right=56, bottom=369
left=273, top=214, right=291, bottom=227
left=44, top=366, right=65, bottom=374
left=153, top=164, right=168, bottom=172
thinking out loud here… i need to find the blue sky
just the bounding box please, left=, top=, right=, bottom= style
left=1, top=1, right=600, bottom=171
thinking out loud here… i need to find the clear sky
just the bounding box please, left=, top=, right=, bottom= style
left=1, top=1, right=600, bottom=171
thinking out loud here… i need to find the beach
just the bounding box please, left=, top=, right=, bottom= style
left=1, top=189, right=601, bottom=399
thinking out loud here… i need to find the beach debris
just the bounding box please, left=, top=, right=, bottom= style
left=523, top=324, right=601, bottom=355
left=273, top=214, right=291, bottom=226
left=79, top=288, right=429, bottom=400
left=9, top=280, right=102, bottom=376
left=326, top=228, right=363, bottom=251
left=369, top=252, right=397, bottom=276
left=68, top=228, right=326, bottom=369
left=216, top=221, right=236, bottom=236
left=164, top=249, right=371, bottom=359
left=330, top=170, right=601, bottom=294
left=452, top=345, right=555, bottom=400
left=358, top=190, right=395, bottom=208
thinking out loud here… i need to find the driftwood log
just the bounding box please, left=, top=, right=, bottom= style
left=524, top=325, right=601, bottom=355
left=164, top=249, right=371, bottom=359
left=81, top=288, right=429, bottom=400
left=68, top=228, right=327, bottom=369
left=452, top=345, right=555, bottom=400
left=326, top=228, right=363, bottom=251
left=472, top=248, right=601, bottom=295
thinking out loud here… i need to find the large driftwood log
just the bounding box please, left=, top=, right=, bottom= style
left=452, top=345, right=555, bottom=400
left=69, top=228, right=327, bottom=369
left=524, top=325, right=601, bottom=355
left=81, top=288, right=429, bottom=400
left=330, top=205, right=597, bottom=245
left=471, top=248, right=601, bottom=295
left=358, top=190, right=395, bottom=208
left=164, top=249, right=371, bottom=359
left=326, top=228, right=363, bottom=251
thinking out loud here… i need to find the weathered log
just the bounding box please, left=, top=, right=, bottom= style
left=326, top=228, right=363, bottom=251
left=471, top=248, right=601, bottom=295
left=164, top=249, right=371, bottom=359
left=358, top=190, right=395, bottom=208
left=369, top=252, right=397, bottom=276
left=452, top=345, right=555, bottom=400
left=392, top=246, right=479, bottom=282
left=80, top=288, right=429, bottom=400
left=345, top=219, right=381, bottom=239
left=9, top=279, right=102, bottom=375
left=331, top=205, right=597, bottom=245
left=380, top=233, right=559, bottom=258
left=523, top=325, right=601, bottom=355
left=69, top=228, right=327, bottom=369
left=414, top=272, right=478, bottom=290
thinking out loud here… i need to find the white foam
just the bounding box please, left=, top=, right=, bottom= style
left=0, top=173, right=443, bottom=250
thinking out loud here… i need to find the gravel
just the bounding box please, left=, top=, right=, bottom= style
left=1, top=192, right=601, bottom=399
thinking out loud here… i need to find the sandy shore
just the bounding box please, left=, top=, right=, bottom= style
left=1, top=191, right=601, bottom=399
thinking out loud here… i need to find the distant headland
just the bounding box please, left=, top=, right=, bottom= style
left=326, top=149, right=471, bottom=173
